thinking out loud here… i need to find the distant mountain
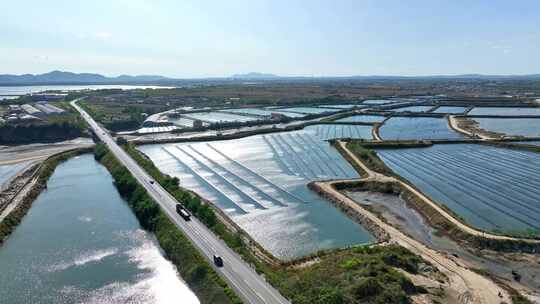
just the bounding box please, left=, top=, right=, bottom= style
left=231, top=72, right=280, bottom=79
left=2, top=70, right=540, bottom=85
left=0, top=71, right=170, bottom=85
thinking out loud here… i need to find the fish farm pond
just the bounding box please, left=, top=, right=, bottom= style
left=139, top=129, right=376, bottom=260
left=376, top=143, right=540, bottom=237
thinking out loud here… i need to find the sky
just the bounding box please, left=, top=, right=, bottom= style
left=1, top=0, right=540, bottom=78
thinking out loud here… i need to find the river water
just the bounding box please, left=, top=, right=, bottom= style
left=0, top=85, right=175, bottom=101
left=0, top=154, right=198, bottom=304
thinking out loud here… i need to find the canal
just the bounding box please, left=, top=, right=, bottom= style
left=0, top=154, right=199, bottom=304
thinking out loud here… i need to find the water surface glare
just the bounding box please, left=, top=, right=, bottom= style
left=139, top=130, right=375, bottom=260
left=0, top=154, right=199, bottom=304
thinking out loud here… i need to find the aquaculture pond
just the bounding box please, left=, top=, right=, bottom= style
left=376, top=144, right=540, bottom=236
left=432, top=106, right=469, bottom=114
left=139, top=131, right=375, bottom=260
left=304, top=124, right=373, bottom=140
left=277, top=107, right=340, bottom=115
left=0, top=154, right=198, bottom=304
left=183, top=111, right=260, bottom=123
left=468, top=107, right=540, bottom=116
left=391, top=106, right=434, bottom=113
left=0, top=161, right=32, bottom=188
left=219, top=108, right=275, bottom=117
left=516, top=141, right=540, bottom=147
left=473, top=118, right=540, bottom=137
left=379, top=117, right=464, bottom=140
left=318, top=104, right=360, bottom=109
left=168, top=117, right=203, bottom=128
left=335, top=115, right=386, bottom=123
left=362, top=99, right=394, bottom=105
left=262, top=108, right=306, bottom=118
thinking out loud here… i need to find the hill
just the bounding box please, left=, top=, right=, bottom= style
left=0, top=71, right=169, bottom=85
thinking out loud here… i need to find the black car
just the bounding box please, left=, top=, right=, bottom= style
left=213, top=255, right=224, bottom=267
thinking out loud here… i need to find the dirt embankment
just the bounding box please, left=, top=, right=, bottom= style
left=448, top=116, right=505, bottom=140
left=311, top=179, right=512, bottom=304
left=0, top=164, right=40, bottom=219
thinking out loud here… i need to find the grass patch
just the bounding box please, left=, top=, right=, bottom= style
left=345, top=141, right=394, bottom=175
left=265, top=245, right=426, bottom=304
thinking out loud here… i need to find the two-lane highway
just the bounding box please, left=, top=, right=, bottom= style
left=72, top=99, right=289, bottom=304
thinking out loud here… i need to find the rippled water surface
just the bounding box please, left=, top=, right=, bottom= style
left=379, top=117, right=464, bottom=140
left=391, top=106, right=433, bottom=112
left=432, top=106, right=468, bottom=114
left=335, top=115, right=386, bottom=123
left=473, top=118, right=540, bottom=137
left=0, top=154, right=198, bottom=304
left=139, top=130, right=375, bottom=260
left=468, top=107, right=540, bottom=116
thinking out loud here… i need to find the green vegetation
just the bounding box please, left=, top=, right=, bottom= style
left=0, top=122, right=84, bottom=144
left=344, top=142, right=394, bottom=176
left=79, top=98, right=166, bottom=132
left=264, top=245, right=426, bottom=304
left=0, top=148, right=88, bottom=246
left=94, top=144, right=241, bottom=304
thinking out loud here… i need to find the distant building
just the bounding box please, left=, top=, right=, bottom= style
left=8, top=105, right=22, bottom=114
left=18, top=114, right=41, bottom=122
left=21, top=104, right=43, bottom=116
left=34, top=102, right=66, bottom=115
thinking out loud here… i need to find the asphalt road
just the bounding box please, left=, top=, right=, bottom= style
left=72, top=99, right=290, bottom=304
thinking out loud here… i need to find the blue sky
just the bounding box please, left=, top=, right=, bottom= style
left=1, top=0, right=539, bottom=77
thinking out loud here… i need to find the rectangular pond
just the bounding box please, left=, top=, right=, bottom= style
left=432, top=106, right=469, bottom=114
left=376, top=144, right=540, bottom=236
left=184, top=111, right=260, bottom=123
left=168, top=117, right=204, bottom=127
left=468, top=107, right=540, bottom=116
left=391, top=106, right=434, bottom=113
left=335, top=115, right=386, bottom=123
left=262, top=108, right=306, bottom=118
left=473, top=118, right=540, bottom=137
left=304, top=124, right=373, bottom=140
left=362, top=99, right=394, bottom=105
left=516, top=141, right=540, bottom=147
left=219, top=108, right=274, bottom=117
left=276, top=107, right=341, bottom=115
left=317, top=104, right=361, bottom=109
left=379, top=117, right=464, bottom=140
left=139, top=130, right=375, bottom=260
